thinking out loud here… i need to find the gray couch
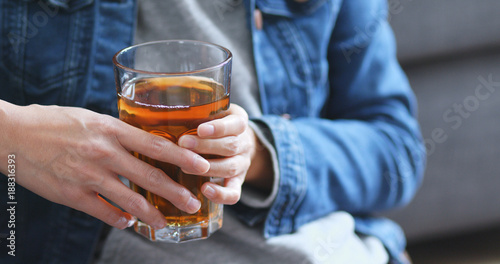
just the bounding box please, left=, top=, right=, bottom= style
left=383, top=0, right=500, bottom=243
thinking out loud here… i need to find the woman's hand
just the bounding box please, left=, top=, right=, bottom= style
left=178, top=104, right=274, bottom=205
left=0, top=102, right=210, bottom=230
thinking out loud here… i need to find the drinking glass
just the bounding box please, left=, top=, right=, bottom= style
left=113, top=40, right=232, bottom=242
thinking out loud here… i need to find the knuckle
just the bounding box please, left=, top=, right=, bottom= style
left=230, top=115, right=247, bottom=135
left=224, top=137, right=240, bottom=156
left=225, top=190, right=241, bottom=205
left=125, top=193, right=149, bottom=214
left=175, top=187, right=192, bottom=206
left=146, top=168, right=165, bottom=189
left=72, top=115, right=118, bottom=161
left=94, top=115, right=117, bottom=135
left=79, top=138, right=115, bottom=161
left=95, top=144, right=116, bottom=160
left=227, top=167, right=239, bottom=178
left=179, top=148, right=193, bottom=161
left=99, top=115, right=118, bottom=133
left=237, top=115, right=248, bottom=129
left=150, top=136, right=168, bottom=155
left=226, top=160, right=242, bottom=177
left=179, top=150, right=198, bottom=169
left=86, top=173, right=106, bottom=188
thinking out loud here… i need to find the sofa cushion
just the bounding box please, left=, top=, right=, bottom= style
left=384, top=50, right=500, bottom=242
left=390, top=0, right=500, bottom=63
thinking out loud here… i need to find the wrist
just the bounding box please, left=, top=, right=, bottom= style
left=0, top=100, right=19, bottom=174
left=245, top=130, right=274, bottom=192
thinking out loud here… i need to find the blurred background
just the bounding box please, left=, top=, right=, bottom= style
left=383, top=0, right=500, bottom=263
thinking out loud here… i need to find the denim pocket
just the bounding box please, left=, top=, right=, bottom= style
left=253, top=0, right=338, bottom=117
left=0, top=0, right=95, bottom=105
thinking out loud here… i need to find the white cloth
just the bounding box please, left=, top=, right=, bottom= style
left=267, top=212, right=389, bottom=264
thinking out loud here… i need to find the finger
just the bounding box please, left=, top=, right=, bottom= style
left=95, top=177, right=171, bottom=229
left=178, top=135, right=249, bottom=156
left=197, top=105, right=248, bottom=138
left=201, top=176, right=244, bottom=205
left=195, top=155, right=250, bottom=178
left=78, top=193, right=138, bottom=230
left=109, top=151, right=202, bottom=214
left=114, top=121, right=209, bottom=174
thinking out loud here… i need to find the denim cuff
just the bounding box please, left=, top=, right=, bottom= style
left=255, top=115, right=308, bottom=237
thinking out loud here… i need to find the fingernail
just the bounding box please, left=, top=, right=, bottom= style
left=179, top=136, right=197, bottom=149
left=199, top=124, right=215, bottom=137
left=127, top=216, right=138, bottom=228
left=187, top=196, right=201, bottom=213
left=203, top=185, right=216, bottom=199
left=194, top=156, right=210, bottom=173
left=153, top=219, right=167, bottom=230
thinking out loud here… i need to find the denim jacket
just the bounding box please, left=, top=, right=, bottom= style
left=0, top=0, right=425, bottom=263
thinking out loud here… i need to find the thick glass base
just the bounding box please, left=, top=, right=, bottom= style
left=134, top=209, right=223, bottom=243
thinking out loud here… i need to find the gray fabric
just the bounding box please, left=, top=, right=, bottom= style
left=134, top=0, right=261, bottom=117
left=95, top=211, right=312, bottom=264
left=389, top=0, right=500, bottom=63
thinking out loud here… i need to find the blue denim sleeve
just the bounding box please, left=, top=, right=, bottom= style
left=234, top=0, right=425, bottom=245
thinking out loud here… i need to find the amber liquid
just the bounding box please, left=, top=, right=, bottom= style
left=118, top=76, right=229, bottom=228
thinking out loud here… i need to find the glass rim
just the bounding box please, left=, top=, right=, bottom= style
left=112, top=39, right=233, bottom=75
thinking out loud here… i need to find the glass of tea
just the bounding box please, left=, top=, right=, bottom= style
left=112, top=40, right=232, bottom=242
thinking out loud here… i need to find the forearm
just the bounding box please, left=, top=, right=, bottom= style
left=250, top=113, right=424, bottom=235
left=292, top=117, right=424, bottom=212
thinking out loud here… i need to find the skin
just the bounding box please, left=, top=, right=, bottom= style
left=0, top=100, right=273, bottom=230
left=179, top=104, right=274, bottom=199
